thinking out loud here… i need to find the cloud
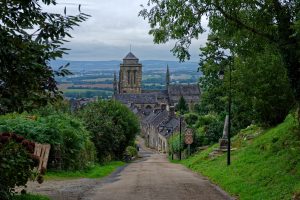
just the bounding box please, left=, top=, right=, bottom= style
left=44, top=0, right=208, bottom=61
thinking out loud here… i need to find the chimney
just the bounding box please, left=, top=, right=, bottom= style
left=168, top=106, right=176, bottom=118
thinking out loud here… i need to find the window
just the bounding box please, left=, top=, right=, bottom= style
left=127, top=71, right=130, bottom=84
left=133, top=70, right=136, bottom=84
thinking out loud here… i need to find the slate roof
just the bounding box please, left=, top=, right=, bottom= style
left=159, top=117, right=180, bottom=138
left=142, top=111, right=157, bottom=124
left=151, top=110, right=169, bottom=127
left=167, top=84, right=200, bottom=104
left=114, top=92, right=168, bottom=104
left=168, top=84, right=200, bottom=96
left=123, top=52, right=138, bottom=60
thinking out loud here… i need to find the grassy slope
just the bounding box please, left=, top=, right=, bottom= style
left=45, top=161, right=124, bottom=180
left=13, top=194, right=50, bottom=200
left=179, top=114, right=300, bottom=200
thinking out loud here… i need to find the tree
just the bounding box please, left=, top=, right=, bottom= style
left=139, top=0, right=300, bottom=115
left=0, top=0, right=89, bottom=114
left=77, top=100, right=140, bottom=162
left=176, top=95, right=189, bottom=114
left=198, top=35, right=294, bottom=127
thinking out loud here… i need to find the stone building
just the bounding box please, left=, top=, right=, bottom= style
left=114, top=52, right=200, bottom=109
left=118, top=52, right=142, bottom=94
left=113, top=52, right=200, bottom=152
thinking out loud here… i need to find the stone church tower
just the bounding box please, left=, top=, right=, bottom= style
left=119, top=52, right=142, bottom=94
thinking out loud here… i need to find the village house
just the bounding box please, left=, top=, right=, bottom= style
left=113, top=52, right=200, bottom=152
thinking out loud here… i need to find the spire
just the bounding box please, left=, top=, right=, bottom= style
left=166, top=64, right=171, bottom=86
left=113, top=71, right=118, bottom=95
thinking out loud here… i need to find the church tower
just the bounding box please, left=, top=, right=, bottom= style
left=166, top=64, right=171, bottom=87
left=113, top=71, right=118, bottom=95
left=119, top=52, right=142, bottom=94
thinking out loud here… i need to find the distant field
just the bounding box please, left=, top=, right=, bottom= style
left=172, top=74, right=192, bottom=80
left=64, top=89, right=112, bottom=93
left=143, top=74, right=162, bottom=80
left=82, top=78, right=113, bottom=82
left=72, top=84, right=113, bottom=89
left=58, top=83, right=73, bottom=90
left=143, top=83, right=164, bottom=86
left=58, top=84, right=113, bottom=91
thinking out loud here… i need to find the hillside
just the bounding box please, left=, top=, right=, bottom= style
left=178, top=114, right=300, bottom=200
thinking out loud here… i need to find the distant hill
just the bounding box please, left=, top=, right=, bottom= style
left=50, top=60, right=200, bottom=73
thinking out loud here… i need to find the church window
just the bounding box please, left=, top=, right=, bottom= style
left=134, top=71, right=136, bottom=84
left=127, top=71, right=130, bottom=84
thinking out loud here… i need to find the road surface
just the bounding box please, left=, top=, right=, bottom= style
left=83, top=138, right=233, bottom=200
left=27, top=137, right=233, bottom=200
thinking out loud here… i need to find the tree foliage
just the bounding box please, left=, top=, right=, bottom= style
left=77, top=100, right=140, bottom=163
left=140, top=0, right=300, bottom=110
left=175, top=95, right=189, bottom=114
left=0, top=133, right=41, bottom=199
left=140, top=0, right=298, bottom=126
left=0, top=111, right=95, bottom=170
left=0, top=0, right=89, bottom=114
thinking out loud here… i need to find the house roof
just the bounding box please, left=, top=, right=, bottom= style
left=151, top=110, right=169, bottom=127
left=159, top=117, right=180, bottom=138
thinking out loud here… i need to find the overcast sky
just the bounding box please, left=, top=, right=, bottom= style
left=44, top=0, right=208, bottom=61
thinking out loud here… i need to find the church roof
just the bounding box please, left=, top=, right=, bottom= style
left=114, top=92, right=168, bottom=104
left=123, top=52, right=138, bottom=60
left=168, top=84, right=200, bottom=96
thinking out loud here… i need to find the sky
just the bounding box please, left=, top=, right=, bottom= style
left=44, top=0, right=208, bottom=61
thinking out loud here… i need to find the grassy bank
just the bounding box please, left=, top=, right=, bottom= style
left=45, top=161, right=125, bottom=180
left=13, top=194, right=50, bottom=200
left=177, top=114, right=300, bottom=200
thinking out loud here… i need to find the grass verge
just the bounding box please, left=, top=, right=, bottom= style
left=177, top=114, right=300, bottom=200
left=45, top=161, right=125, bottom=180
left=13, top=194, right=50, bottom=200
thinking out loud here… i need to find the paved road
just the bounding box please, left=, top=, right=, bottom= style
left=83, top=139, right=233, bottom=200
left=27, top=138, right=233, bottom=200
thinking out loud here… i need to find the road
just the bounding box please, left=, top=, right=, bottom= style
left=83, top=138, right=233, bottom=200
left=27, top=138, right=233, bottom=200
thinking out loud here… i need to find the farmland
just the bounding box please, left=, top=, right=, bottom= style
left=53, top=59, right=201, bottom=99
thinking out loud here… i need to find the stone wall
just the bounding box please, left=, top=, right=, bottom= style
left=119, top=65, right=142, bottom=94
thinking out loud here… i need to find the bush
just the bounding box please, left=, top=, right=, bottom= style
left=77, top=100, right=140, bottom=163
left=169, top=113, right=224, bottom=156
left=126, top=146, right=138, bottom=157
left=0, top=112, right=96, bottom=170
left=0, top=133, right=41, bottom=199
left=168, top=132, right=185, bottom=156
left=184, top=113, right=199, bottom=127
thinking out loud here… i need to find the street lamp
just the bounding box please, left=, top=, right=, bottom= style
left=219, top=65, right=232, bottom=166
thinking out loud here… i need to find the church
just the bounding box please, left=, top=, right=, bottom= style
left=113, top=52, right=200, bottom=110
left=113, top=52, right=201, bottom=152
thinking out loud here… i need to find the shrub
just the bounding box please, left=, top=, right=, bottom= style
left=0, top=113, right=96, bottom=170
left=0, top=133, right=41, bottom=199
left=184, top=113, right=199, bottom=127
left=168, top=132, right=185, bottom=155
left=77, top=100, right=140, bottom=163
left=125, top=146, right=138, bottom=157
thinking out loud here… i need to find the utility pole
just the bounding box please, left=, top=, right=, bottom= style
left=179, top=115, right=182, bottom=160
